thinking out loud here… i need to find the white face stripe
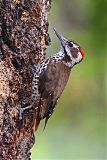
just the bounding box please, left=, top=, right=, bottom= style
left=72, top=42, right=79, bottom=48
left=72, top=52, right=82, bottom=66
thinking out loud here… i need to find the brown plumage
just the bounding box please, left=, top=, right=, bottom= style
left=35, top=60, right=71, bottom=129
left=41, top=61, right=70, bottom=110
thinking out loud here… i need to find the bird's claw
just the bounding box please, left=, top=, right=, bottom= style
left=18, top=103, right=33, bottom=129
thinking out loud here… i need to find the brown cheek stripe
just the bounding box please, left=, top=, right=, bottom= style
left=71, top=48, right=78, bottom=58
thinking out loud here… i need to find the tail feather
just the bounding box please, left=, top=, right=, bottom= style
left=34, top=118, right=40, bottom=131
left=43, top=116, right=49, bottom=131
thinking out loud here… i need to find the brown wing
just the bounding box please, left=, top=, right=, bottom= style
left=38, top=60, right=71, bottom=121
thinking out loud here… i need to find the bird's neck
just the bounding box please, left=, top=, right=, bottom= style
left=53, top=50, right=65, bottom=61
left=53, top=51, right=72, bottom=68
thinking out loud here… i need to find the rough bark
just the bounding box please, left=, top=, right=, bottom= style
left=0, top=0, right=51, bottom=159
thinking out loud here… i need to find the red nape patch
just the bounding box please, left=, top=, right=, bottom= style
left=80, top=49, right=84, bottom=58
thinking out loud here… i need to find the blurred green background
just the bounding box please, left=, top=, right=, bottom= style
left=31, top=0, right=106, bottom=159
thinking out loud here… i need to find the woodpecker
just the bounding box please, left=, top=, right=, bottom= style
left=19, top=28, right=84, bottom=130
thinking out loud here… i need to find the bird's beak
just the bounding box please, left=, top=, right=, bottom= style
left=53, top=28, right=67, bottom=48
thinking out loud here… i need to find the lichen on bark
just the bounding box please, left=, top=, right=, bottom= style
left=0, top=0, right=51, bottom=159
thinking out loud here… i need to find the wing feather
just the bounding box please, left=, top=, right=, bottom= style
left=38, top=60, right=71, bottom=122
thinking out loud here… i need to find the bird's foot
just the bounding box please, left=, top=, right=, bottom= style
left=18, top=103, right=33, bottom=129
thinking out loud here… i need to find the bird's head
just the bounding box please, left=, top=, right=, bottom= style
left=54, top=28, right=84, bottom=67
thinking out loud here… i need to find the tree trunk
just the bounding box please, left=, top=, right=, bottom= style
left=0, top=0, right=51, bottom=159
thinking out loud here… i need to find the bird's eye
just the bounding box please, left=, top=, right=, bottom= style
left=68, top=42, right=73, bottom=48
